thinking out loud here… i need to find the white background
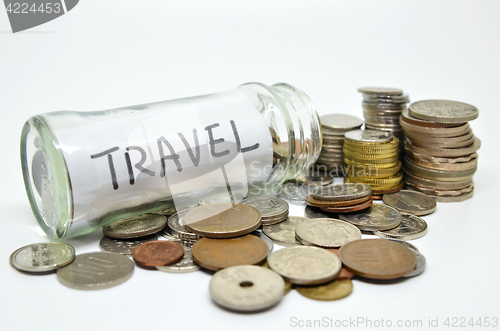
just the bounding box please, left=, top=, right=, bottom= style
left=1, top=1, right=499, bottom=330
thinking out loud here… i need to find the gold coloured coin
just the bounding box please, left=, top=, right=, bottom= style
left=295, top=279, right=353, bottom=301
left=184, top=203, right=261, bottom=238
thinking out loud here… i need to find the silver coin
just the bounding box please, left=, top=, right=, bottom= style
left=168, top=211, right=202, bottom=241
left=209, top=265, right=285, bottom=312
left=241, top=197, right=289, bottom=220
left=339, top=204, right=402, bottom=231
left=312, top=183, right=372, bottom=201
left=304, top=205, right=338, bottom=219
left=198, top=192, right=246, bottom=206
left=262, top=216, right=309, bottom=246
left=344, top=129, right=392, bottom=143
left=103, top=214, right=167, bottom=239
left=409, top=100, right=479, bottom=123
left=383, top=190, right=436, bottom=216
left=374, top=213, right=428, bottom=240
left=251, top=230, right=274, bottom=253
left=10, top=242, right=75, bottom=273
left=268, top=246, right=342, bottom=285
left=358, top=87, right=404, bottom=95
left=321, top=114, right=363, bottom=131
left=57, top=252, right=134, bottom=290
left=433, top=188, right=474, bottom=203
left=99, top=235, right=158, bottom=255
left=278, top=182, right=317, bottom=205
left=388, top=239, right=419, bottom=252
left=295, top=170, right=334, bottom=186
left=159, top=226, right=182, bottom=242
left=295, top=218, right=362, bottom=248
left=156, top=245, right=200, bottom=273
left=403, top=251, right=426, bottom=278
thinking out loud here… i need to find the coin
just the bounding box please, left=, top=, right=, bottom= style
left=325, top=249, right=356, bottom=279
left=209, top=265, right=285, bottom=312
left=339, top=239, right=417, bottom=279
left=295, top=218, right=362, bottom=248
left=251, top=230, right=274, bottom=253
left=132, top=241, right=184, bottom=267
left=279, top=182, right=322, bottom=205
left=103, top=214, right=167, bottom=239
left=262, top=216, right=309, bottom=246
left=339, top=204, right=402, bottom=231
left=405, top=157, right=477, bottom=181
left=295, top=279, right=353, bottom=301
left=241, top=197, right=289, bottom=225
left=405, top=182, right=474, bottom=197
left=295, top=169, right=334, bottom=186
left=389, top=239, right=419, bottom=251
left=268, top=246, right=342, bottom=285
left=433, top=188, right=474, bottom=202
left=409, top=100, right=479, bottom=123
left=321, top=114, right=363, bottom=131
left=358, top=87, right=403, bottom=95
left=344, top=129, right=392, bottom=143
left=159, top=226, right=182, bottom=242
left=184, top=203, right=261, bottom=238
left=373, top=213, right=428, bottom=240
left=311, top=183, right=372, bottom=201
left=167, top=211, right=202, bottom=241
left=306, top=194, right=372, bottom=207
left=10, top=242, right=75, bottom=273
left=401, top=108, right=463, bottom=128
left=99, top=234, right=158, bottom=255
left=383, top=190, right=436, bottom=216
left=304, top=205, right=338, bottom=219
left=319, top=198, right=373, bottom=213
left=156, top=245, right=200, bottom=273
left=57, top=252, right=134, bottom=290
left=191, top=235, right=269, bottom=271
left=403, top=251, right=426, bottom=278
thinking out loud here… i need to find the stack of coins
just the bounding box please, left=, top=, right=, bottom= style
left=401, top=100, right=480, bottom=202
left=358, top=87, right=410, bottom=157
left=305, top=183, right=373, bottom=213
left=343, top=129, right=403, bottom=198
left=315, top=114, right=363, bottom=175
left=241, top=197, right=289, bottom=225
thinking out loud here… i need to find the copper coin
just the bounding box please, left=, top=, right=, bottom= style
left=371, top=181, right=404, bottom=195
left=325, top=249, right=356, bottom=279
left=372, top=195, right=383, bottom=200
left=306, top=194, right=372, bottom=208
left=183, top=203, right=261, bottom=238
left=191, top=235, right=269, bottom=271
left=320, top=199, right=373, bottom=213
left=132, top=241, right=184, bottom=267
left=339, top=239, right=417, bottom=279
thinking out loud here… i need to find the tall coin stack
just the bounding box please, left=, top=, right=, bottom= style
left=358, top=87, right=410, bottom=158
left=315, top=114, right=363, bottom=176
left=400, top=100, right=480, bottom=202
left=343, top=129, right=403, bottom=199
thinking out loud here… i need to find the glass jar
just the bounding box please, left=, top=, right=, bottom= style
left=21, top=82, right=322, bottom=239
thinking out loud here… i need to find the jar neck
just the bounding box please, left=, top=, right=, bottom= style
left=269, top=83, right=322, bottom=180
left=240, top=82, right=322, bottom=186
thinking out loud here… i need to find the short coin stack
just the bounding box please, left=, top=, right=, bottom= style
left=358, top=87, right=410, bottom=157
left=343, top=129, right=403, bottom=198
left=315, top=114, right=363, bottom=175
left=305, top=183, right=373, bottom=213
left=401, top=100, right=480, bottom=202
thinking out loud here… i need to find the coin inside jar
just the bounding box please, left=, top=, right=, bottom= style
left=183, top=203, right=261, bottom=238
left=191, top=235, right=269, bottom=271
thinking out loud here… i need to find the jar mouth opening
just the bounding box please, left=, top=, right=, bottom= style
left=21, top=117, right=73, bottom=239
left=269, top=83, right=322, bottom=180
